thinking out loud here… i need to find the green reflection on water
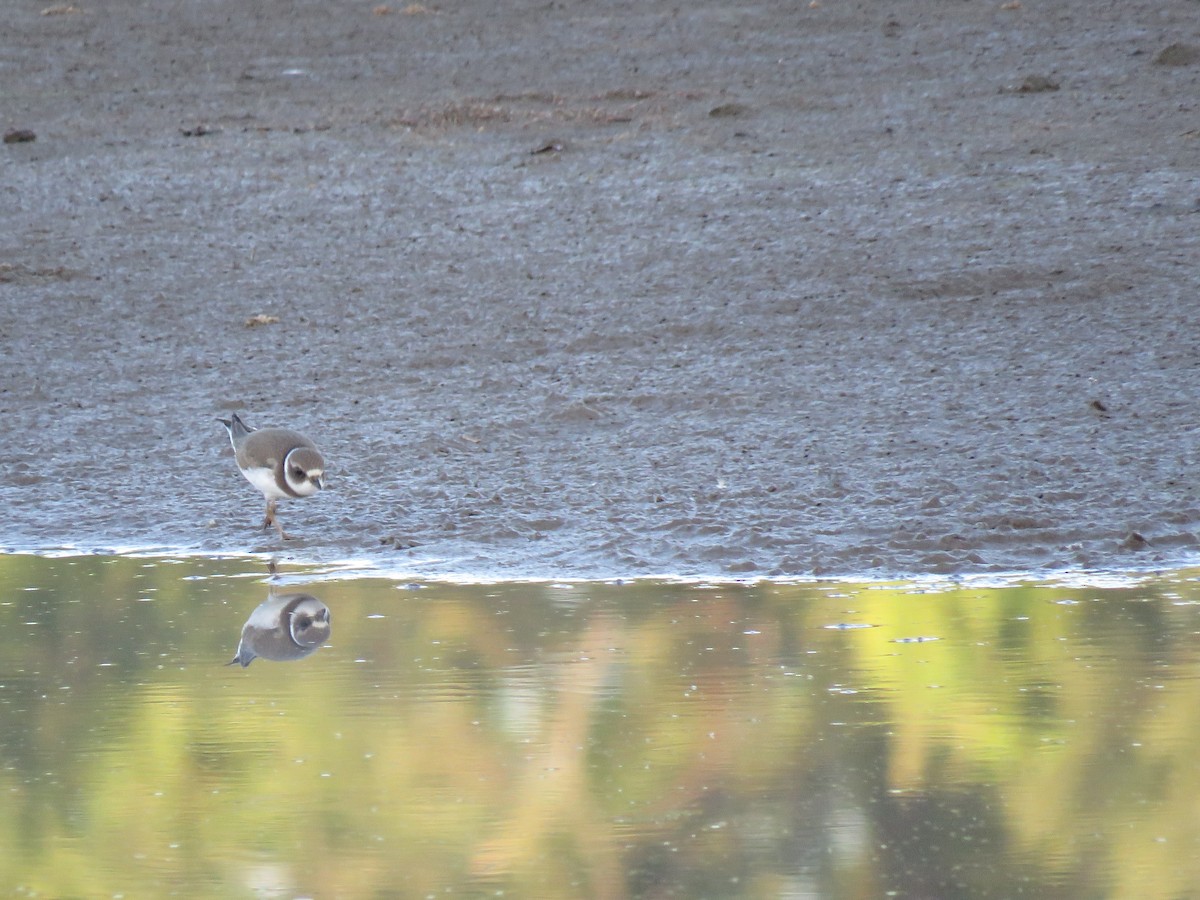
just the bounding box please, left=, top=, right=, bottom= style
left=1, top=554, right=1199, bottom=898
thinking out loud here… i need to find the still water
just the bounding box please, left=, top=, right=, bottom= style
left=2, top=554, right=1200, bottom=899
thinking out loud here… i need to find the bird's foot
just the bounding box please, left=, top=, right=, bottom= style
left=261, top=500, right=290, bottom=540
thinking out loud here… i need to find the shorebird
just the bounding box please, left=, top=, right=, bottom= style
left=218, top=412, right=325, bottom=539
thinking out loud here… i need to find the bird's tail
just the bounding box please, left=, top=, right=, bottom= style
left=217, top=412, right=254, bottom=439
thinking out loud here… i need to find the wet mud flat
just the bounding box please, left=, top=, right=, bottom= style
left=1, top=0, right=1199, bottom=579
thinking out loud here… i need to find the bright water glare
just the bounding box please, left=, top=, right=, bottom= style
left=3, top=554, right=1200, bottom=898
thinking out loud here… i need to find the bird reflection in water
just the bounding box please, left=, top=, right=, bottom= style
left=228, top=591, right=332, bottom=667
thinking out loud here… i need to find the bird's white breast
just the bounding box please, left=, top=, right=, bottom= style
left=242, top=465, right=289, bottom=500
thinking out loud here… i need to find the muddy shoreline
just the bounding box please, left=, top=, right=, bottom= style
left=3, top=0, right=1199, bottom=578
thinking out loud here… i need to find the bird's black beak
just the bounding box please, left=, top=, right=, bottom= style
left=312, top=476, right=324, bottom=491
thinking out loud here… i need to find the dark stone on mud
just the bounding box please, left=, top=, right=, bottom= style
left=1012, top=75, right=1060, bottom=93
left=1153, top=43, right=1200, bottom=67
left=1119, top=532, right=1150, bottom=551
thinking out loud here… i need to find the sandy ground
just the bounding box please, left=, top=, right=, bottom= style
left=2, top=0, right=1199, bottom=579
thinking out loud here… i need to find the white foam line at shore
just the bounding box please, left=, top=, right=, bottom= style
left=3, top=543, right=1198, bottom=590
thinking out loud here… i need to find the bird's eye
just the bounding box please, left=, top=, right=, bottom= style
left=291, top=467, right=306, bottom=479
left=295, top=615, right=311, bottom=630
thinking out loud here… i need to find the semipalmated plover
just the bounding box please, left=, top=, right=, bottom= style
left=228, top=592, right=331, bottom=667
left=218, top=412, right=325, bottom=540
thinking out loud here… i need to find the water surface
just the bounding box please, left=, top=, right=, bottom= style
left=3, top=554, right=1199, bottom=898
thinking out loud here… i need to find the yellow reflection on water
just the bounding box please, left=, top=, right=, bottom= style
left=1, top=555, right=1199, bottom=897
